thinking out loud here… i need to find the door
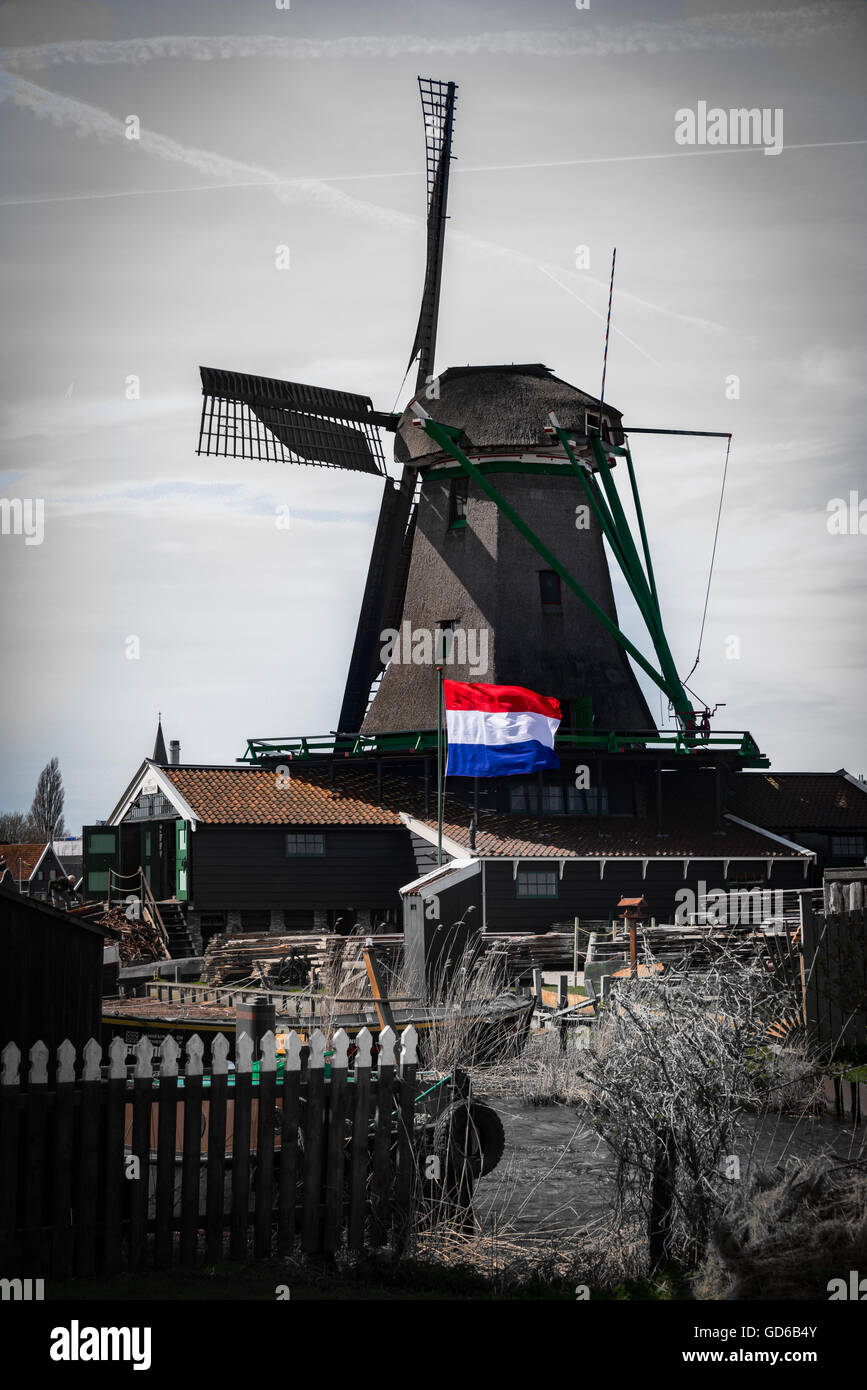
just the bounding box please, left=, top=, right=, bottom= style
left=82, top=825, right=121, bottom=899
left=175, top=820, right=190, bottom=901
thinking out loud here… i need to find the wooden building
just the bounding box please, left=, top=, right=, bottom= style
left=0, top=841, right=69, bottom=900
left=0, top=880, right=107, bottom=1056
left=87, top=742, right=816, bottom=956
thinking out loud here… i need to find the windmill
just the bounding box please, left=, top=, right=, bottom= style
left=196, top=78, right=708, bottom=740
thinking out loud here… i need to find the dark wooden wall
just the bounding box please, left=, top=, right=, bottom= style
left=0, top=885, right=104, bottom=1057
left=190, top=824, right=418, bottom=914
left=482, top=857, right=811, bottom=933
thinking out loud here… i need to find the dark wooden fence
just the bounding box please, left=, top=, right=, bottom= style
left=0, top=1023, right=419, bottom=1279
left=800, top=899, right=867, bottom=1060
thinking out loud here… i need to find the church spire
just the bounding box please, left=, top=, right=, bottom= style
left=152, top=713, right=168, bottom=764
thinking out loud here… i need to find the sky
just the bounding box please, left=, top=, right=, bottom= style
left=0, top=0, right=865, bottom=834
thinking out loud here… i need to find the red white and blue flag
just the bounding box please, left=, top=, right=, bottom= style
left=444, top=681, right=561, bottom=778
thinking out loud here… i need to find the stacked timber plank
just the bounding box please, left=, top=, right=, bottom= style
left=202, top=932, right=329, bottom=987
left=202, top=929, right=408, bottom=991
left=480, top=931, right=581, bottom=974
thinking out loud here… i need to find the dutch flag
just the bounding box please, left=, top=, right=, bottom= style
left=444, top=681, right=561, bottom=778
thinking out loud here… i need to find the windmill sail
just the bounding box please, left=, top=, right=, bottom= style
left=197, top=367, right=392, bottom=474
left=407, top=78, right=458, bottom=393
left=338, top=77, right=458, bottom=731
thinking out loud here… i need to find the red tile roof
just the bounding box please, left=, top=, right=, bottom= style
left=0, top=843, right=49, bottom=878
left=421, top=813, right=807, bottom=859
left=158, top=766, right=810, bottom=857
left=728, top=772, right=867, bottom=830
left=162, top=766, right=410, bottom=826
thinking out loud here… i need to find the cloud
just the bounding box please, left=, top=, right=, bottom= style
left=2, top=5, right=864, bottom=70
left=0, top=70, right=727, bottom=351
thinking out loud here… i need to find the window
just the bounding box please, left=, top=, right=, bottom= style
left=570, top=697, right=593, bottom=731
left=830, top=835, right=867, bottom=859
left=538, top=570, right=562, bottom=608
left=286, top=832, right=325, bottom=856
left=87, top=832, right=117, bottom=854
left=509, top=783, right=568, bottom=815
left=449, top=478, right=468, bottom=528
left=585, top=411, right=611, bottom=441
left=516, top=868, right=558, bottom=899
left=567, top=785, right=609, bottom=814
left=510, top=783, right=538, bottom=814
left=283, top=909, right=316, bottom=931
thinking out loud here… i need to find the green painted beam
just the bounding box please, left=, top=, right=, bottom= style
left=419, top=415, right=673, bottom=697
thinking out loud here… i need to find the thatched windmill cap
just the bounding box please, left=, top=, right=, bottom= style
left=394, top=363, right=623, bottom=464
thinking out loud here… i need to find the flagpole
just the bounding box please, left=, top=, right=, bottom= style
left=436, top=665, right=445, bottom=866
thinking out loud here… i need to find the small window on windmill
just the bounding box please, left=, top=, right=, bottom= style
left=585, top=411, right=611, bottom=442
left=449, top=478, right=468, bottom=529
left=539, top=570, right=562, bottom=610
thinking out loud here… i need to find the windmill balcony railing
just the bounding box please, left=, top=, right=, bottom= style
left=238, top=727, right=769, bottom=766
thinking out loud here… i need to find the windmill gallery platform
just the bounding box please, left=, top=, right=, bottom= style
left=84, top=78, right=867, bottom=971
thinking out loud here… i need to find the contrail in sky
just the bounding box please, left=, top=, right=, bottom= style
left=2, top=5, right=863, bottom=69
left=0, top=70, right=724, bottom=339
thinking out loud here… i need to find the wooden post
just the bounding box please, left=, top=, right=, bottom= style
left=103, top=1038, right=128, bottom=1275
left=205, top=1034, right=229, bottom=1265
left=323, top=1030, right=351, bottom=1253
left=532, top=967, right=543, bottom=1002
left=370, top=1026, right=396, bottom=1246
left=394, top=1026, right=418, bottom=1254
left=154, top=1037, right=179, bottom=1270
left=348, top=1029, right=372, bottom=1251
left=276, top=1031, right=302, bottom=1257
left=129, top=1037, right=152, bottom=1272
left=253, top=1030, right=277, bottom=1260
left=0, top=1043, right=21, bottom=1274
left=76, top=1039, right=101, bottom=1277
left=630, top=920, right=637, bottom=976
left=180, top=1035, right=205, bottom=1267
left=229, top=1032, right=254, bottom=1261
left=301, top=1030, right=326, bottom=1254
left=573, top=917, right=580, bottom=976
left=50, top=1041, right=76, bottom=1281
left=559, top=974, right=568, bottom=1008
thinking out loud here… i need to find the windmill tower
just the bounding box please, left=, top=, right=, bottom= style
left=196, top=78, right=688, bottom=739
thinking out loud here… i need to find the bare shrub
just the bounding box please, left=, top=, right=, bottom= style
left=695, top=1156, right=867, bottom=1299
left=573, top=958, right=818, bottom=1270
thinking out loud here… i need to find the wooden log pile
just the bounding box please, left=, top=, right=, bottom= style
left=68, top=902, right=171, bottom=965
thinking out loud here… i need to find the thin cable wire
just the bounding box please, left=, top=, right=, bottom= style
left=683, top=432, right=732, bottom=685
left=599, top=247, right=616, bottom=414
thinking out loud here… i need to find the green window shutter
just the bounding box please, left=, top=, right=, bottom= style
left=175, top=819, right=190, bottom=901
left=83, top=824, right=120, bottom=898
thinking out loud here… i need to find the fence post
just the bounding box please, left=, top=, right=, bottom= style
left=348, top=1028, right=372, bottom=1251
left=21, top=1041, right=48, bottom=1272
left=180, top=1035, right=204, bottom=1267
left=76, top=1039, right=102, bottom=1277
left=253, top=1030, right=277, bottom=1260
left=277, top=1031, right=302, bottom=1257
left=50, top=1040, right=76, bottom=1281
left=301, top=1030, right=326, bottom=1255
left=103, top=1037, right=128, bottom=1275
left=129, top=1037, right=153, bottom=1272
left=323, top=1030, right=350, bottom=1253
left=370, top=1025, right=396, bottom=1246
left=394, top=1025, right=418, bottom=1254
left=154, top=1037, right=179, bottom=1270
left=229, top=1032, right=254, bottom=1261
left=0, top=1042, right=21, bottom=1272
left=205, top=1034, right=229, bottom=1265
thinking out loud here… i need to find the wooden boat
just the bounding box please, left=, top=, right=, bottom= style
left=103, top=986, right=534, bottom=1066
